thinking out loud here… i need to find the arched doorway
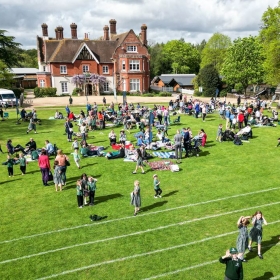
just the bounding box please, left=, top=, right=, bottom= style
left=86, top=84, right=93, bottom=96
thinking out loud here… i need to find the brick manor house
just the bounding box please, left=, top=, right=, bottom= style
left=36, top=19, right=150, bottom=95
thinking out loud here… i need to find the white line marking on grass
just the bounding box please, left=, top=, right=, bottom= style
left=1, top=187, right=279, bottom=245
left=142, top=260, right=218, bottom=280
left=143, top=243, right=280, bottom=280
left=1, top=203, right=280, bottom=265
left=35, top=231, right=280, bottom=280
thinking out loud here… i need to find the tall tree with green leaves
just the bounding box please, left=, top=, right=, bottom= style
left=149, top=43, right=172, bottom=78
left=0, top=30, right=22, bottom=68
left=197, top=64, right=220, bottom=97
left=0, top=60, right=14, bottom=88
left=161, top=39, right=200, bottom=74
left=21, top=49, right=38, bottom=68
left=259, top=2, right=280, bottom=85
left=221, top=36, right=264, bottom=95
left=200, top=33, right=231, bottom=73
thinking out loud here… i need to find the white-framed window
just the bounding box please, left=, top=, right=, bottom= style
left=39, top=80, right=45, bottom=88
left=127, top=46, right=137, bottom=52
left=60, top=65, right=67, bottom=74
left=103, top=82, right=109, bottom=92
left=61, top=82, right=68, bottom=93
left=130, top=79, right=140, bottom=91
left=103, top=65, right=109, bottom=74
left=82, top=65, right=89, bottom=73
left=129, top=60, right=140, bottom=71
left=122, top=60, right=125, bottom=70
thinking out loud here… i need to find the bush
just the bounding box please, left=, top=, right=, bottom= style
left=34, top=87, right=57, bottom=98
left=219, top=89, right=228, bottom=97
left=142, top=93, right=154, bottom=97
left=72, top=88, right=82, bottom=96
left=159, top=92, right=172, bottom=97
left=194, top=90, right=202, bottom=97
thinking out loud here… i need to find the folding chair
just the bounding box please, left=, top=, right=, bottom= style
left=3, top=112, right=9, bottom=119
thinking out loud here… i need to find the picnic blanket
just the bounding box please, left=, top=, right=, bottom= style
left=112, top=144, right=133, bottom=150
left=152, top=151, right=176, bottom=159
left=147, top=160, right=172, bottom=171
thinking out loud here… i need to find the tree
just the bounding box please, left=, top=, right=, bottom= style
left=195, top=39, right=207, bottom=53
left=197, top=64, right=220, bottom=97
left=221, top=36, right=264, bottom=95
left=0, top=30, right=22, bottom=68
left=200, top=33, right=231, bottom=72
left=149, top=43, right=171, bottom=77
left=161, top=39, right=200, bottom=74
left=21, top=49, right=38, bottom=68
left=0, top=60, right=14, bottom=88
left=259, top=2, right=280, bottom=85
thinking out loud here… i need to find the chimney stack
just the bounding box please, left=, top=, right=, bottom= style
left=141, top=24, right=147, bottom=46
left=103, top=25, right=109, bottom=40
left=70, top=23, right=78, bottom=39
left=41, top=23, right=48, bottom=37
left=55, top=28, right=58, bottom=39
left=109, top=19, right=117, bottom=38
left=57, top=26, right=64, bottom=40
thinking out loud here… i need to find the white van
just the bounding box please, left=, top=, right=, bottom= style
left=0, top=89, right=17, bottom=107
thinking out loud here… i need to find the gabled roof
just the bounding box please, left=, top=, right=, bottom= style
left=10, top=68, right=39, bottom=75
left=41, top=38, right=119, bottom=63
left=72, top=42, right=100, bottom=64
left=111, top=31, right=130, bottom=43
left=160, top=74, right=196, bottom=86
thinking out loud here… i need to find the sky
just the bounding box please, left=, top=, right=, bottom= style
left=0, top=0, right=279, bottom=49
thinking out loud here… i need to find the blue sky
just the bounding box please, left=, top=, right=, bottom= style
left=0, top=0, right=278, bottom=49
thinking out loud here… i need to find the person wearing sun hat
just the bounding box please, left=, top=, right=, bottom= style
left=219, top=247, right=243, bottom=280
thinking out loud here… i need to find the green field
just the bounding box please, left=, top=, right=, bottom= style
left=0, top=103, right=279, bottom=280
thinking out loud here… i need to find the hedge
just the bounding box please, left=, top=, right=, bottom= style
left=34, top=87, right=57, bottom=97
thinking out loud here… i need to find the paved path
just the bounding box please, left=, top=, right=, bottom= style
left=24, top=94, right=238, bottom=108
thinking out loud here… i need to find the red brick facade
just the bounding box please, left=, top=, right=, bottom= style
left=37, top=20, right=150, bottom=95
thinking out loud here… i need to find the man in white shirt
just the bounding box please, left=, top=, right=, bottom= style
left=45, top=140, right=54, bottom=155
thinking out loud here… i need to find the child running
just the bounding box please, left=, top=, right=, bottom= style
left=153, top=174, right=162, bottom=198
left=73, top=148, right=81, bottom=169
left=248, top=210, right=268, bottom=259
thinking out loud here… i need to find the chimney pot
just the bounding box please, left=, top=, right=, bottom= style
left=57, top=26, right=64, bottom=40
left=109, top=19, right=117, bottom=38
left=41, top=23, right=48, bottom=37
left=70, top=23, right=78, bottom=39
left=141, top=24, right=147, bottom=46
left=103, top=25, right=109, bottom=40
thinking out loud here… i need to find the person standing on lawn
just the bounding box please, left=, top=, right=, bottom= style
left=131, top=180, right=141, bottom=216
left=132, top=148, right=145, bottom=174
left=76, top=179, right=83, bottom=208
left=219, top=247, right=243, bottom=280
left=174, top=130, right=183, bottom=163
left=26, top=116, right=37, bottom=134
left=248, top=210, right=268, bottom=259
left=18, top=152, right=27, bottom=175
left=6, top=155, right=14, bottom=177
left=53, top=160, right=62, bottom=191
left=236, top=215, right=251, bottom=262
left=38, top=149, right=51, bottom=186
left=69, top=96, right=73, bottom=106
left=153, top=174, right=162, bottom=198
left=87, top=176, right=97, bottom=206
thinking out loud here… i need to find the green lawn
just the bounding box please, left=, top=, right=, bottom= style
left=0, top=104, right=279, bottom=280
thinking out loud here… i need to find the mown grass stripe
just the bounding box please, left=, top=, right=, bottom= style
left=1, top=187, right=279, bottom=244
left=1, top=202, right=280, bottom=265
left=35, top=230, right=280, bottom=280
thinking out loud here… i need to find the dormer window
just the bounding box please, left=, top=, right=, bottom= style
left=103, top=65, right=109, bottom=74
left=127, top=46, right=137, bottom=52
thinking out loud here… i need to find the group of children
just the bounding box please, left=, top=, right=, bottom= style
left=76, top=173, right=98, bottom=208
left=234, top=210, right=267, bottom=262
left=5, top=153, right=27, bottom=177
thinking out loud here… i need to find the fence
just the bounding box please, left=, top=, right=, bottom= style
left=150, top=85, right=174, bottom=92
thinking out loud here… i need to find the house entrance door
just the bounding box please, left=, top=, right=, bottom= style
left=86, top=84, right=93, bottom=96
